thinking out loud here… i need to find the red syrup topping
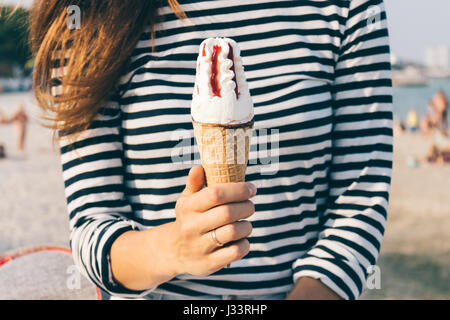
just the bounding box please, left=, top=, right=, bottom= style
left=202, top=43, right=206, bottom=56
left=210, top=45, right=222, bottom=97
left=227, top=43, right=240, bottom=99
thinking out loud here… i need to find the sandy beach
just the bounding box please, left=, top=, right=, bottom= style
left=1, top=92, right=449, bottom=299
left=0, top=92, right=69, bottom=253
left=362, top=129, right=450, bottom=299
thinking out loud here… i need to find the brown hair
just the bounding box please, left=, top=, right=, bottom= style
left=29, top=0, right=185, bottom=139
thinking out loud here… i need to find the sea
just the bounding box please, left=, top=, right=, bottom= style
left=1, top=78, right=450, bottom=125
left=393, top=78, right=450, bottom=123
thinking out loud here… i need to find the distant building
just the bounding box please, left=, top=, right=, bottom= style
left=425, top=45, right=450, bottom=70
left=424, top=45, right=450, bottom=79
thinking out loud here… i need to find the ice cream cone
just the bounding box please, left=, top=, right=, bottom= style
left=193, top=119, right=254, bottom=186
left=191, top=37, right=255, bottom=268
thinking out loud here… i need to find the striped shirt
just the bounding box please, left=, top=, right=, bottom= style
left=55, top=0, right=393, bottom=299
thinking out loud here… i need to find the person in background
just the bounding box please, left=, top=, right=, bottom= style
left=418, top=91, right=450, bottom=165
left=420, top=113, right=433, bottom=137
left=433, top=90, right=449, bottom=133
left=420, top=92, right=448, bottom=138
left=423, top=133, right=450, bottom=165
left=406, top=108, right=419, bottom=132
left=0, top=103, right=28, bottom=153
left=10, top=103, right=28, bottom=152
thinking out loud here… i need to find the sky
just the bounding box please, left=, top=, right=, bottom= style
left=2, top=0, right=450, bottom=64
left=385, top=0, right=450, bottom=63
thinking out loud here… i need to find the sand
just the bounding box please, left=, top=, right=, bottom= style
left=1, top=92, right=449, bottom=299
left=0, top=92, right=69, bottom=253
left=361, top=128, right=450, bottom=299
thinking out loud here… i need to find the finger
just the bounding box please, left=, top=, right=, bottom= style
left=208, top=239, right=250, bottom=267
left=181, top=166, right=206, bottom=197
left=203, top=221, right=252, bottom=252
left=198, top=201, right=255, bottom=234
left=186, top=182, right=257, bottom=213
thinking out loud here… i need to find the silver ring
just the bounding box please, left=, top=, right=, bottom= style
left=211, top=229, right=224, bottom=247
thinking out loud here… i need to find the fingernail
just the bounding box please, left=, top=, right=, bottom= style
left=247, top=183, right=257, bottom=197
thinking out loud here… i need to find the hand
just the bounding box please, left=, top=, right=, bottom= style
left=169, top=166, right=256, bottom=277
left=286, top=277, right=342, bottom=300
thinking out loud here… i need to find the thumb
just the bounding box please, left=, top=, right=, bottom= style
left=182, top=166, right=206, bottom=196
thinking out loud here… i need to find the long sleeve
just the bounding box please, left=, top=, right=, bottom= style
left=52, top=69, right=152, bottom=298
left=292, top=0, right=393, bottom=299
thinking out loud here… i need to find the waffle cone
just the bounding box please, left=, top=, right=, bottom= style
left=193, top=119, right=254, bottom=186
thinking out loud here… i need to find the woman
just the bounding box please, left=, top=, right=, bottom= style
left=0, top=104, right=28, bottom=153
left=30, top=0, right=393, bottom=300
left=433, top=90, right=449, bottom=132
left=11, top=103, right=28, bottom=152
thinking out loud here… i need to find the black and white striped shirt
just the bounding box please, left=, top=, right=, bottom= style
left=55, top=0, right=393, bottom=299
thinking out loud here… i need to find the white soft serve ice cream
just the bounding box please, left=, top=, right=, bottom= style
left=191, top=37, right=254, bottom=125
